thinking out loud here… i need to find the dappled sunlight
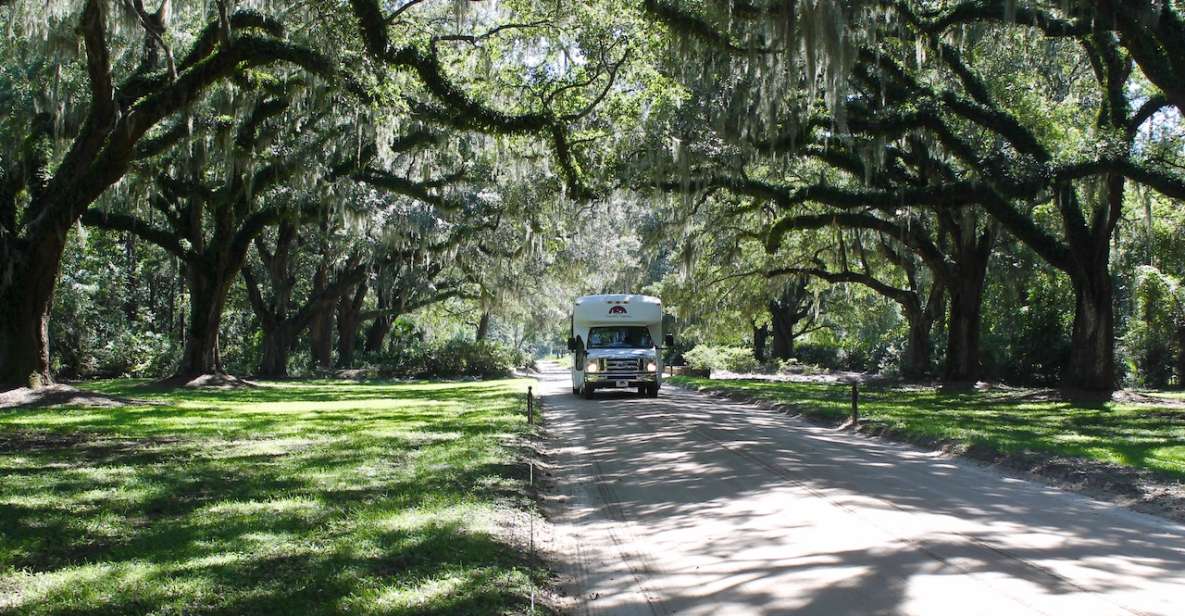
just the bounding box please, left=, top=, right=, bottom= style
left=673, top=377, right=1185, bottom=478
left=0, top=378, right=547, bottom=615
left=540, top=365, right=1185, bottom=615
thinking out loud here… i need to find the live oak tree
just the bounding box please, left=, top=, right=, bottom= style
left=639, top=0, right=1185, bottom=390
left=0, top=0, right=330, bottom=387
left=767, top=226, right=950, bottom=380
left=243, top=218, right=368, bottom=377
left=83, top=92, right=336, bottom=377
left=1, top=0, right=630, bottom=386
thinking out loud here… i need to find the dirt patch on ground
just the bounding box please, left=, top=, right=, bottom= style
left=147, top=373, right=262, bottom=389
left=678, top=383, right=1185, bottom=525
left=0, top=384, right=153, bottom=410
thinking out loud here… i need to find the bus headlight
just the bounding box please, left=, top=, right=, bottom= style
left=586, top=361, right=598, bottom=372
left=647, top=361, right=657, bottom=372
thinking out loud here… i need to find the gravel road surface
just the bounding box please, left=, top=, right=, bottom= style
left=538, top=364, right=1185, bottom=615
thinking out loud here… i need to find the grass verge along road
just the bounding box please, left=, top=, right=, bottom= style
left=0, top=379, right=543, bottom=615
left=671, top=376, right=1185, bottom=479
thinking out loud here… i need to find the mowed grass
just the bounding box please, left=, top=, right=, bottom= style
left=0, top=379, right=545, bottom=615
left=670, top=376, right=1185, bottom=478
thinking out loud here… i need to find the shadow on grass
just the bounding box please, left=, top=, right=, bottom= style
left=0, top=379, right=549, bottom=616
left=672, top=376, right=1185, bottom=479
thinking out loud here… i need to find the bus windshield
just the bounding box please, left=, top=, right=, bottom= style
left=587, top=326, right=653, bottom=349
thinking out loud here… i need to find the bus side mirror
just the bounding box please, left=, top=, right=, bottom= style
left=566, top=337, right=577, bottom=351
left=664, top=334, right=674, bottom=347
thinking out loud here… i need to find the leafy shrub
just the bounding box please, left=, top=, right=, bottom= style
left=683, top=345, right=724, bottom=371
left=722, top=347, right=761, bottom=373
left=683, top=345, right=761, bottom=373
left=88, top=330, right=176, bottom=378
left=776, top=358, right=826, bottom=375
left=792, top=343, right=840, bottom=370
left=362, top=339, right=518, bottom=379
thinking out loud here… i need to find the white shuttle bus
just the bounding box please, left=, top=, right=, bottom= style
left=566, top=294, right=672, bottom=399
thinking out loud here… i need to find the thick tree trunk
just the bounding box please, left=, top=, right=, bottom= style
left=309, top=310, right=333, bottom=369
left=1176, top=324, right=1185, bottom=389
left=0, top=285, right=54, bottom=388
left=1066, top=267, right=1115, bottom=390
left=942, top=225, right=990, bottom=384
left=752, top=322, right=768, bottom=363
left=257, top=324, right=292, bottom=377
left=178, top=265, right=231, bottom=377
left=902, top=307, right=931, bottom=381
left=769, top=313, right=795, bottom=361
left=475, top=311, right=491, bottom=341
left=364, top=315, right=393, bottom=353
left=0, top=235, right=65, bottom=388
left=308, top=262, right=333, bottom=370
left=1062, top=173, right=1120, bottom=392
left=335, top=283, right=367, bottom=369
left=768, top=277, right=811, bottom=362
left=944, top=273, right=986, bottom=383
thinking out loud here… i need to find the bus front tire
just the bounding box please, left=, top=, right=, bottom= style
left=581, top=384, right=595, bottom=399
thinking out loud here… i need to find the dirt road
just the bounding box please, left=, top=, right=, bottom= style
left=537, top=364, right=1185, bottom=615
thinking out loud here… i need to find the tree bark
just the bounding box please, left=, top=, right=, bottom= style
left=1066, top=266, right=1115, bottom=390
left=335, top=283, right=368, bottom=369
left=0, top=233, right=66, bottom=388
left=364, top=314, right=394, bottom=353
left=1062, top=173, right=1121, bottom=392
left=769, top=311, right=796, bottom=361
left=178, top=264, right=232, bottom=376
left=938, top=213, right=993, bottom=384
left=768, top=278, right=811, bottom=361
left=752, top=322, right=768, bottom=363
left=938, top=278, right=985, bottom=381
left=1176, top=323, right=1185, bottom=389
left=475, top=310, right=491, bottom=341
left=902, top=307, right=931, bottom=380
left=308, top=262, right=333, bottom=370
left=258, top=324, right=293, bottom=377
left=943, top=265, right=987, bottom=383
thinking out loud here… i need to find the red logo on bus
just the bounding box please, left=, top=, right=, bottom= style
left=609, top=306, right=627, bottom=315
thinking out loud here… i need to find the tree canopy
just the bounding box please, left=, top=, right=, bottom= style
left=1, top=0, right=1183, bottom=391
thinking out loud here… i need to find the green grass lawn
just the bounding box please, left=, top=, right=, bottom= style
left=670, top=376, right=1185, bottom=478
left=0, top=379, right=545, bottom=615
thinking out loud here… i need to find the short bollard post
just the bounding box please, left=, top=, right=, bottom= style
left=850, top=383, right=859, bottom=424
left=527, top=386, right=534, bottom=425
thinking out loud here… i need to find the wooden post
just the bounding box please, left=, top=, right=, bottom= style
left=527, top=386, right=534, bottom=425
left=850, top=383, right=859, bottom=424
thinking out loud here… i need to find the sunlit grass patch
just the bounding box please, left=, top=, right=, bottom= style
left=0, top=378, right=546, bottom=615
left=671, top=376, right=1185, bottom=479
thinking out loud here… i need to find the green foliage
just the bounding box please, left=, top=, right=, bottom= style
left=363, top=339, right=523, bottom=379
left=1124, top=267, right=1184, bottom=388
left=791, top=343, right=841, bottom=371
left=683, top=345, right=760, bottom=373
left=981, top=261, right=1074, bottom=386
left=50, top=230, right=181, bottom=379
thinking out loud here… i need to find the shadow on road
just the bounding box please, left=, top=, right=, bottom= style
left=538, top=363, right=1185, bottom=615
